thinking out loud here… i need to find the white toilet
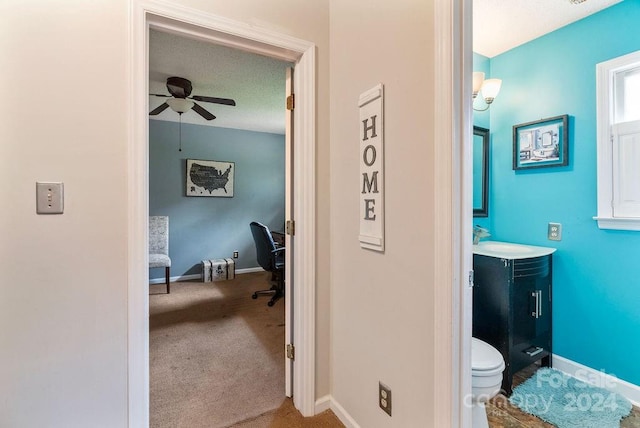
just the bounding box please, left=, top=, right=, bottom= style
left=471, top=337, right=505, bottom=428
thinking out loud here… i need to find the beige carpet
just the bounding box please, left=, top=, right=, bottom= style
left=150, top=273, right=289, bottom=428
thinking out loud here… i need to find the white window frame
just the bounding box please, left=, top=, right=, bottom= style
left=594, top=50, right=640, bottom=231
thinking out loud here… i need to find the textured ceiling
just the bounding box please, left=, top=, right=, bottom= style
left=149, top=29, right=292, bottom=134
left=150, top=1, right=622, bottom=132
left=474, top=0, right=622, bottom=58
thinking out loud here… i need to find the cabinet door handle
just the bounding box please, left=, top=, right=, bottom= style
left=531, top=290, right=541, bottom=318
left=537, top=290, right=542, bottom=317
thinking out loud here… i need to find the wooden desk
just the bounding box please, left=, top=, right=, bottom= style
left=271, top=231, right=285, bottom=247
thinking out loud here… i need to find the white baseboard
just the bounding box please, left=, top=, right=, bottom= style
left=315, top=394, right=331, bottom=414
left=149, top=267, right=264, bottom=284
left=236, top=267, right=265, bottom=274
left=314, top=395, right=360, bottom=428
left=315, top=358, right=640, bottom=428
left=553, top=354, right=640, bottom=406
left=149, top=273, right=200, bottom=284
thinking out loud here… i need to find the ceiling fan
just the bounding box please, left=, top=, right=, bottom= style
left=149, top=76, right=236, bottom=121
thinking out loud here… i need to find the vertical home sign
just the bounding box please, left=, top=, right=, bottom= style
left=359, top=83, right=384, bottom=252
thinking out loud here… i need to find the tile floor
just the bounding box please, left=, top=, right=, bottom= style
left=486, top=364, right=640, bottom=428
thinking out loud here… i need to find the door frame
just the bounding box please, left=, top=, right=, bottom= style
left=128, top=1, right=317, bottom=426
left=433, top=0, right=473, bottom=426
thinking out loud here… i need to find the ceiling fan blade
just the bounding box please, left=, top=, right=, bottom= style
left=191, top=95, right=236, bottom=106
left=192, top=103, right=216, bottom=121
left=150, top=93, right=170, bottom=97
left=149, top=102, right=170, bottom=115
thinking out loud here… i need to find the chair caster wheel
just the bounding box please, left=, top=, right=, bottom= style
left=252, top=293, right=258, bottom=299
left=268, top=300, right=275, bottom=307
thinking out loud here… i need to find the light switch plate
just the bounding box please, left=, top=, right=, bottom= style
left=36, top=182, right=64, bottom=214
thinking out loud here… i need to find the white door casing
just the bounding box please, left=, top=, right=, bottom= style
left=129, top=1, right=317, bottom=426
left=433, top=0, right=473, bottom=426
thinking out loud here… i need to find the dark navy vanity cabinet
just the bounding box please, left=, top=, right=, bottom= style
left=473, top=253, right=553, bottom=395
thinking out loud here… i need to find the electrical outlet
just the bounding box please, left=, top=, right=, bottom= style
left=233, top=251, right=239, bottom=259
left=548, top=222, right=562, bottom=241
left=379, top=382, right=392, bottom=416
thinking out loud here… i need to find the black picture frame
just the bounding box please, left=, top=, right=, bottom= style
left=513, top=115, right=568, bottom=170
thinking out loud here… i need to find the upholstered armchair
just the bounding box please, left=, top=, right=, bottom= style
left=149, top=216, right=171, bottom=293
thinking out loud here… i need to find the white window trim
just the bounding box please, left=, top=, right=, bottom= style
left=594, top=50, right=640, bottom=231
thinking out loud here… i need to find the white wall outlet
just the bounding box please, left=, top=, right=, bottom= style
left=548, top=222, right=562, bottom=241
left=36, top=182, right=64, bottom=214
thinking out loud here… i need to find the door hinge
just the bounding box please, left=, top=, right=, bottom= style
left=286, top=220, right=295, bottom=236
left=286, top=343, right=295, bottom=360
left=286, top=94, right=295, bottom=111
left=468, top=270, right=474, bottom=288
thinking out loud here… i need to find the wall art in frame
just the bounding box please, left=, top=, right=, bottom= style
left=513, top=114, right=568, bottom=170
left=186, top=159, right=234, bottom=197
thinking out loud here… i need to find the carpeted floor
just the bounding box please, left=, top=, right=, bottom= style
left=150, top=273, right=290, bottom=428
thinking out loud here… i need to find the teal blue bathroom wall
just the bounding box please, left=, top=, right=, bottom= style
left=473, top=52, right=491, bottom=226
left=149, top=120, right=285, bottom=280
left=482, top=1, right=640, bottom=386
left=472, top=52, right=491, bottom=130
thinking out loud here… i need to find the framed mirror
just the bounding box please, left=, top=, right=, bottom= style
left=473, top=126, right=489, bottom=217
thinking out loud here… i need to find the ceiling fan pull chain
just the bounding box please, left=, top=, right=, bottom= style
left=178, top=113, right=183, bottom=152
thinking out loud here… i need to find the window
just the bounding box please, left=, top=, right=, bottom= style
left=595, top=50, right=640, bottom=231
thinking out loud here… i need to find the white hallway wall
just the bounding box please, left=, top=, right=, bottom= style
left=329, top=0, right=438, bottom=426
left=0, top=0, right=329, bottom=426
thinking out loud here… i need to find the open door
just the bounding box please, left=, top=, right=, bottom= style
left=284, top=67, right=294, bottom=397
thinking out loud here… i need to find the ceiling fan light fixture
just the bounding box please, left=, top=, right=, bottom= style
left=166, top=98, right=194, bottom=113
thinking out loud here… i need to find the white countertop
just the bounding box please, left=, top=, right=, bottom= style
left=472, top=240, right=556, bottom=259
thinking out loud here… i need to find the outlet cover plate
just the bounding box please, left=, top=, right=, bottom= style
left=379, top=382, right=392, bottom=416
left=548, top=222, right=562, bottom=241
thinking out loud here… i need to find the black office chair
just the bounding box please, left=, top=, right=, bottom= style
left=249, top=221, right=285, bottom=307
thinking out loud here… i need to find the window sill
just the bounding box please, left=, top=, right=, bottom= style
left=593, top=216, right=640, bottom=231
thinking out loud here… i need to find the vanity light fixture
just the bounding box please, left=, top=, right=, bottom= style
left=473, top=72, right=502, bottom=112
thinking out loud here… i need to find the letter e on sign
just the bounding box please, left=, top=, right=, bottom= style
left=358, top=84, right=384, bottom=252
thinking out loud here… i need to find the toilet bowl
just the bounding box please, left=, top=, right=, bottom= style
left=471, top=338, right=505, bottom=428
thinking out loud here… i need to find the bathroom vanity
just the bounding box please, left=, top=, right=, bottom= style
left=472, top=241, right=556, bottom=395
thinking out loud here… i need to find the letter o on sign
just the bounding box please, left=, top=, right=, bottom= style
left=363, top=145, right=377, bottom=166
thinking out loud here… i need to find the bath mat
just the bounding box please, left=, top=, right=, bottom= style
left=509, top=368, right=632, bottom=428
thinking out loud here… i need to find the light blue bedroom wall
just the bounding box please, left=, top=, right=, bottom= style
left=149, top=119, right=285, bottom=279
left=485, top=1, right=640, bottom=386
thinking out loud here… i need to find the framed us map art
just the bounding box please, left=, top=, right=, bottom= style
left=186, top=159, right=234, bottom=197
